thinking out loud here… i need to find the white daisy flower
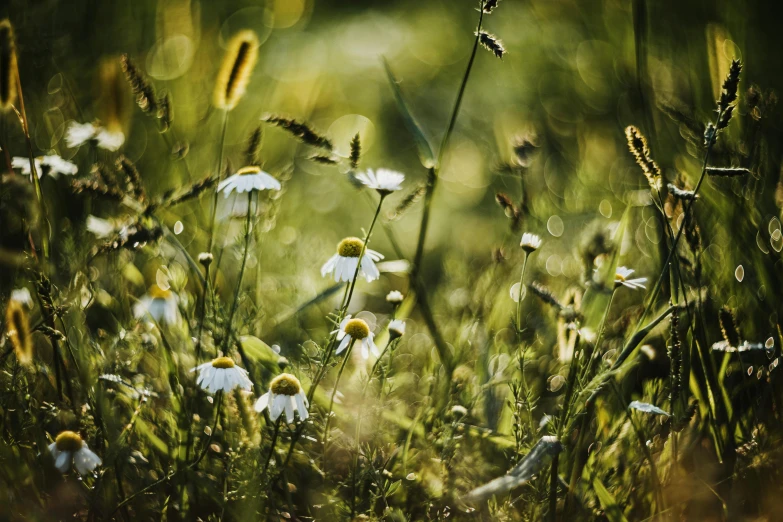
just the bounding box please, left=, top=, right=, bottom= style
left=321, top=237, right=384, bottom=283
left=388, top=319, right=406, bottom=340
left=217, top=166, right=281, bottom=197
left=334, top=315, right=379, bottom=359
left=614, top=266, right=647, bottom=290
left=355, top=168, right=405, bottom=195
left=254, top=373, right=309, bottom=423
left=11, top=155, right=78, bottom=179
left=386, top=290, right=404, bottom=304
left=48, top=431, right=102, bottom=476
left=191, top=356, right=253, bottom=393
left=133, top=285, right=179, bottom=324
left=65, top=121, right=125, bottom=151
left=520, top=232, right=542, bottom=253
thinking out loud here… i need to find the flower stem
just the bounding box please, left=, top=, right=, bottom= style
left=206, top=111, right=229, bottom=255
left=221, top=191, right=255, bottom=357
left=515, top=252, right=529, bottom=335
left=321, top=339, right=356, bottom=450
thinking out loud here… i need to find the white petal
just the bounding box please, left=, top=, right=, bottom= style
left=335, top=334, right=351, bottom=355
left=74, top=447, right=102, bottom=475
left=55, top=450, right=71, bottom=472
left=284, top=396, right=295, bottom=423
left=254, top=392, right=271, bottom=412
left=270, top=394, right=286, bottom=421
left=295, top=393, right=309, bottom=420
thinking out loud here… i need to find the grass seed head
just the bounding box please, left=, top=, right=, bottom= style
left=214, top=31, right=259, bottom=111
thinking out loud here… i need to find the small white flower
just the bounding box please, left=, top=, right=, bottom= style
left=65, top=121, right=125, bottom=151
left=321, top=237, right=384, bottom=283
left=388, top=319, right=406, bottom=340
left=614, top=266, right=647, bottom=290
left=520, top=232, right=542, bottom=253
left=11, top=155, right=78, bottom=179
left=334, top=315, right=379, bottom=359
left=133, top=285, right=179, bottom=324
left=10, top=287, right=33, bottom=307
left=355, top=168, right=405, bottom=194
left=386, top=290, right=404, bottom=304
left=191, top=356, right=253, bottom=393
left=48, top=431, right=102, bottom=476
left=86, top=215, right=126, bottom=239
left=217, top=166, right=281, bottom=197
left=254, top=373, right=309, bottom=423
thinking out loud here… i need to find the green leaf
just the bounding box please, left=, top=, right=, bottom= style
left=382, top=58, right=437, bottom=169
left=592, top=477, right=629, bottom=522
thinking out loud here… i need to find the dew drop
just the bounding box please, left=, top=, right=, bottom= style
left=766, top=337, right=775, bottom=349
left=735, top=265, right=744, bottom=282
left=548, top=375, right=566, bottom=392
left=174, top=220, right=184, bottom=235
left=547, top=215, right=564, bottom=237
left=406, top=473, right=416, bottom=481
left=747, top=366, right=754, bottom=377
left=509, top=282, right=526, bottom=303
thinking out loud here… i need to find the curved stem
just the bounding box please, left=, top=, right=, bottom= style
left=515, top=252, right=529, bottom=335
left=221, top=191, right=255, bottom=356
left=207, top=111, right=229, bottom=255
left=322, top=339, right=356, bottom=449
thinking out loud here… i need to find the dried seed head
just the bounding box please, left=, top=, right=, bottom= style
left=157, top=91, right=172, bottom=132
left=214, top=31, right=259, bottom=111
left=262, top=114, right=333, bottom=151
left=477, top=31, right=505, bottom=59
left=350, top=133, right=361, bottom=170
left=309, top=154, right=339, bottom=165
left=512, top=135, right=538, bottom=167
left=245, top=126, right=262, bottom=166
left=120, top=54, right=157, bottom=114
left=388, top=184, right=426, bottom=221
left=483, top=0, right=501, bottom=13
left=625, top=126, right=661, bottom=190
left=270, top=373, right=302, bottom=396
left=719, top=306, right=741, bottom=348
left=667, top=183, right=698, bottom=201
left=5, top=299, right=32, bottom=365
left=529, top=282, right=564, bottom=310
left=706, top=166, right=751, bottom=178
left=718, top=59, right=742, bottom=117
left=0, top=20, right=17, bottom=110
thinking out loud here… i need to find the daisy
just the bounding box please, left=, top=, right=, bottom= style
left=321, top=237, right=384, bottom=283
left=388, top=319, right=406, bottom=340
left=48, top=431, right=102, bottom=476
left=355, top=168, right=405, bottom=195
left=254, top=373, right=309, bottom=423
left=334, top=315, right=379, bottom=359
left=217, top=166, right=281, bottom=197
left=520, top=232, right=542, bottom=253
left=191, top=356, right=253, bottom=393
left=386, top=290, right=404, bottom=304
left=614, top=266, right=647, bottom=290
left=10, top=287, right=33, bottom=307
left=11, top=155, right=78, bottom=179
left=133, top=284, right=179, bottom=324
left=65, top=121, right=125, bottom=151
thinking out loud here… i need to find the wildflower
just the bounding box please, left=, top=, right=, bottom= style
left=355, top=168, right=405, bottom=195
left=388, top=319, right=406, bottom=340
left=191, top=356, right=253, bottom=393
left=12, top=155, right=78, bottom=179
left=254, top=373, right=309, bottom=423
left=321, top=237, right=383, bottom=283
left=133, top=284, right=179, bottom=324
left=65, top=121, right=125, bottom=151
left=5, top=299, right=32, bottom=365
left=86, top=215, right=127, bottom=240
left=198, top=252, right=214, bottom=267
left=48, top=431, right=102, bottom=475
left=214, top=31, right=259, bottom=111
left=477, top=31, right=505, bottom=59
left=217, top=166, right=281, bottom=197
left=10, top=287, right=32, bottom=307
left=334, top=315, right=379, bottom=359
left=386, top=290, right=404, bottom=304
left=614, top=266, right=647, bottom=290
left=520, top=232, right=542, bottom=253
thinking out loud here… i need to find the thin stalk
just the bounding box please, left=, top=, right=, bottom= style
left=261, top=418, right=281, bottom=480
left=221, top=191, right=255, bottom=356
left=515, top=252, right=529, bottom=334
left=321, top=339, right=356, bottom=450
left=207, top=111, right=229, bottom=255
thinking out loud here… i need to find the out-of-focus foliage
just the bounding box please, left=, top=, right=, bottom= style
left=1, top=0, right=783, bottom=520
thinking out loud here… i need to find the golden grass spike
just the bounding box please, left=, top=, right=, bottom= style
left=0, top=19, right=17, bottom=110
left=5, top=299, right=32, bottom=365
left=214, top=30, right=259, bottom=111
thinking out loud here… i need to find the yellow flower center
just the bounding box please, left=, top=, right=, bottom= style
left=270, top=373, right=302, bottom=396
left=337, top=237, right=364, bottom=258
left=238, top=166, right=262, bottom=176
left=55, top=430, right=84, bottom=452
left=211, top=356, right=236, bottom=369
left=344, top=318, right=370, bottom=340
left=148, top=285, right=172, bottom=299
left=615, top=273, right=626, bottom=283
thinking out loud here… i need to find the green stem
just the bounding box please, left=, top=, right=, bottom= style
left=221, top=191, right=255, bottom=356
left=207, top=111, right=229, bottom=255
left=322, top=339, right=356, bottom=450
left=515, top=252, right=529, bottom=334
